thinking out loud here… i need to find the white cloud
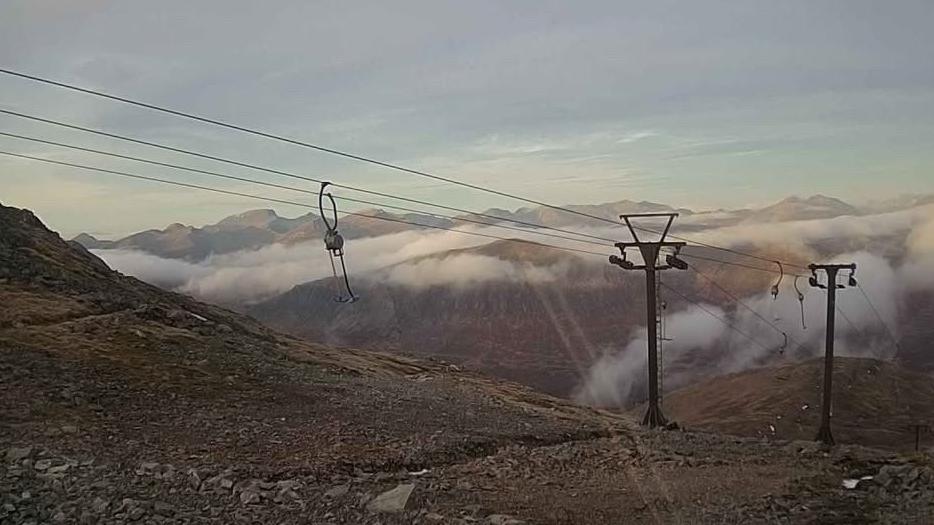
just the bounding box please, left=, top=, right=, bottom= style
left=575, top=249, right=909, bottom=407
left=377, top=254, right=565, bottom=290
left=93, top=224, right=577, bottom=304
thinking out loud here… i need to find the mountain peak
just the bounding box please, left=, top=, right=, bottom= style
left=804, top=194, right=851, bottom=207
left=72, top=232, right=100, bottom=243
left=216, top=209, right=281, bottom=228
left=165, top=222, right=193, bottom=232
left=748, top=194, right=859, bottom=222
left=775, top=194, right=852, bottom=208
left=70, top=232, right=114, bottom=250
left=0, top=203, right=116, bottom=288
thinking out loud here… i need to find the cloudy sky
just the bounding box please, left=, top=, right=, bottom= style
left=2, top=0, right=933, bottom=237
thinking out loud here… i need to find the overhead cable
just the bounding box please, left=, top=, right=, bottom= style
left=0, top=149, right=611, bottom=258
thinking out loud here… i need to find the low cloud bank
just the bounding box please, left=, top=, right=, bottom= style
left=899, top=214, right=934, bottom=292
left=376, top=254, right=568, bottom=290
left=575, top=205, right=934, bottom=407
left=575, top=304, right=728, bottom=406
left=100, top=249, right=212, bottom=290
left=94, top=204, right=934, bottom=306
left=93, top=225, right=580, bottom=304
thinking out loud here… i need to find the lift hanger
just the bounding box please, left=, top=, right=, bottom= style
left=318, top=182, right=357, bottom=303
left=794, top=275, right=807, bottom=330
left=770, top=261, right=784, bottom=300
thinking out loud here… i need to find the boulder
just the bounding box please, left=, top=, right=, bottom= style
left=366, top=484, right=414, bottom=514
left=5, top=447, right=32, bottom=462
left=324, top=484, right=349, bottom=498
left=489, top=514, right=525, bottom=524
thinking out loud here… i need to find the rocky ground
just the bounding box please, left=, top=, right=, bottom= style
left=5, top=425, right=934, bottom=524
left=2, top=202, right=934, bottom=524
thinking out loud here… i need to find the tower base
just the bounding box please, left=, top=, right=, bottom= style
left=642, top=404, right=668, bottom=428
left=815, top=424, right=835, bottom=446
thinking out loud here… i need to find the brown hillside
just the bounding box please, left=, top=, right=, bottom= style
left=662, top=357, right=934, bottom=451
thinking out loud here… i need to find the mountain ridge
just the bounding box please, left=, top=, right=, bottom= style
left=74, top=193, right=926, bottom=263
left=77, top=193, right=933, bottom=263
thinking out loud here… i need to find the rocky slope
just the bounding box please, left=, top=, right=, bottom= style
left=4, top=202, right=934, bottom=523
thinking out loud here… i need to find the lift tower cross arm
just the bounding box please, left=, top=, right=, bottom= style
left=609, top=213, right=688, bottom=428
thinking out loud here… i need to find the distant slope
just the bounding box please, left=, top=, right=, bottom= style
left=249, top=239, right=647, bottom=397
left=661, top=357, right=934, bottom=451
left=246, top=240, right=799, bottom=399
left=896, top=290, right=934, bottom=372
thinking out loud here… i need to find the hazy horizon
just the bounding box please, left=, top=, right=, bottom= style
left=46, top=190, right=928, bottom=240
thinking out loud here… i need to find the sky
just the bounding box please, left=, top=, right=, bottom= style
left=2, top=0, right=933, bottom=238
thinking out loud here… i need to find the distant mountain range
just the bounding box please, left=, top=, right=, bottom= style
left=74, top=208, right=453, bottom=261
left=466, top=199, right=695, bottom=230
left=74, top=194, right=928, bottom=262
